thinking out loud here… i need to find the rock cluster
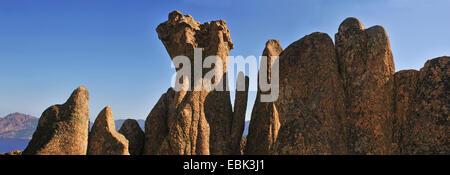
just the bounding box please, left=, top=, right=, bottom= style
left=20, top=12, right=448, bottom=155
left=247, top=17, right=448, bottom=155
left=22, top=87, right=137, bottom=155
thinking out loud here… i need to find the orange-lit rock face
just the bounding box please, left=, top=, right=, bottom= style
left=23, top=86, right=90, bottom=155
left=88, top=107, right=129, bottom=155
left=335, top=17, right=395, bottom=155
left=272, top=32, right=347, bottom=155
left=402, top=57, right=449, bottom=154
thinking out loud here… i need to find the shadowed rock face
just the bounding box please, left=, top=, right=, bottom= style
left=335, top=17, right=395, bottom=154
left=144, top=88, right=174, bottom=155
left=145, top=10, right=247, bottom=155
left=118, top=119, right=144, bottom=155
left=230, top=72, right=249, bottom=155
left=272, top=32, right=347, bottom=155
left=23, top=86, right=90, bottom=155
left=88, top=107, right=129, bottom=155
left=246, top=40, right=283, bottom=155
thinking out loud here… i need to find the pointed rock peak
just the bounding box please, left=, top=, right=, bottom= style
left=66, top=86, right=89, bottom=105
left=23, top=86, right=90, bottom=155
left=166, top=87, right=175, bottom=96
left=121, top=119, right=141, bottom=130
left=94, top=106, right=116, bottom=131
left=119, top=119, right=144, bottom=155
left=338, top=17, right=365, bottom=33
left=88, top=106, right=129, bottom=155
left=265, top=39, right=281, bottom=47
left=264, top=40, right=283, bottom=56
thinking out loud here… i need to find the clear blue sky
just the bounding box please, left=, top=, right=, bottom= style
left=1, top=0, right=449, bottom=121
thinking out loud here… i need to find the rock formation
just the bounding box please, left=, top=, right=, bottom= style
left=250, top=17, right=447, bottom=155
left=0, top=150, right=22, bottom=155
left=144, top=10, right=248, bottom=155
left=246, top=40, right=283, bottom=155
left=144, top=88, right=174, bottom=155
left=335, top=17, right=395, bottom=154
left=87, top=106, right=129, bottom=155
left=240, top=137, right=246, bottom=155
left=23, top=86, right=90, bottom=155
left=118, top=119, right=144, bottom=155
left=398, top=57, right=449, bottom=154
left=271, top=32, right=347, bottom=155
left=230, top=72, right=249, bottom=155
left=18, top=13, right=448, bottom=155
left=392, top=70, right=419, bottom=154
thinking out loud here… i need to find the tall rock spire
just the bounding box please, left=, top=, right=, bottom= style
left=335, top=17, right=395, bottom=154
left=246, top=40, right=283, bottom=155
left=145, top=10, right=247, bottom=155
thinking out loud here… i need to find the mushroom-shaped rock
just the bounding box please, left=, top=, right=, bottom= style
left=147, top=10, right=242, bottom=155
left=88, top=107, right=129, bottom=155
left=23, top=86, right=90, bottom=155
left=118, top=119, right=144, bottom=155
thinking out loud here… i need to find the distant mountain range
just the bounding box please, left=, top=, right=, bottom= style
left=0, top=112, right=39, bottom=139
left=0, top=112, right=249, bottom=139
left=0, top=112, right=146, bottom=140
